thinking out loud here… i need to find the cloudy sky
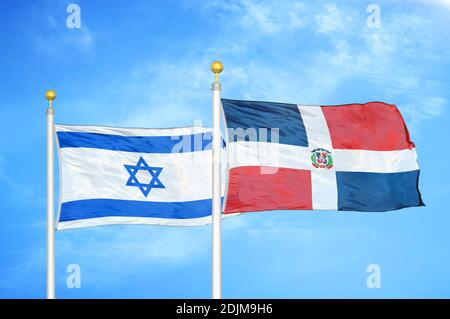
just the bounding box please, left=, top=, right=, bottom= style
left=0, top=0, right=449, bottom=298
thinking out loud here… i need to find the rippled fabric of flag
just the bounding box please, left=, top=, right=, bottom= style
left=221, top=99, right=424, bottom=214
left=55, top=125, right=222, bottom=230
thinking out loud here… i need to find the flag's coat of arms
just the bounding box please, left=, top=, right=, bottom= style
left=221, top=99, right=423, bottom=213
left=311, top=148, right=333, bottom=169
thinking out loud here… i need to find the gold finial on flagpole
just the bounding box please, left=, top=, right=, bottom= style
left=45, top=90, right=56, bottom=108
left=210, top=61, right=223, bottom=82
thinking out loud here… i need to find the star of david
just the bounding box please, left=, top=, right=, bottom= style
left=124, top=157, right=165, bottom=197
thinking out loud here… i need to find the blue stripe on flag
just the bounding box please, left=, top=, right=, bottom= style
left=336, top=170, right=424, bottom=211
left=59, top=198, right=212, bottom=222
left=57, top=131, right=215, bottom=153
left=221, top=99, right=308, bottom=147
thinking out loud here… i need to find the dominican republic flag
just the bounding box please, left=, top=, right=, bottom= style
left=55, top=125, right=223, bottom=230
left=221, top=99, right=424, bottom=214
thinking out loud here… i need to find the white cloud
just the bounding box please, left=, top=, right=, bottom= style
left=315, top=3, right=351, bottom=34
left=33, top=26, right=95, bottom=56
left=424, top=97, right=447, bottom=117
left=310, top=5, right=448, bottom=125
left=403, top=96, right=447, bottom=127
left=118, top=58, right=213, bottom=128
left=206, top=0, right=306, bottom=34
left=30, top=4, right=95, bottom=57
left=33, top=27, right=95, bottom=56
left=419, top=0, right=450, bottom=8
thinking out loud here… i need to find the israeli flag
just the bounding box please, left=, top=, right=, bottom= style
left=55, top=125, right=223, bottom=230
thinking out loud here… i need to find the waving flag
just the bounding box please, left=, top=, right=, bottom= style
left=221, top=99, right=424, bottom=214
left=56, top=125, right=219, bottom=230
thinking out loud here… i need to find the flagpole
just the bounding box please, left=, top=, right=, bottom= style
left=45, top=90, right=56, bottom=299
left=211, top=61, right=223, bottom=299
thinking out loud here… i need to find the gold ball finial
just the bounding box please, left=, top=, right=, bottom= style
left=45, top=90, right=56, bottom=101
left=45, top=90, right=56, bottom=108
left=211, top=61, right=223, bottom=74
left=211, top=61, right=223, bottom=81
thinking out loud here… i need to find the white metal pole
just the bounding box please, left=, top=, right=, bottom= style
left=45, top=90, right=56, bottom=299
left=211, top=61, right=223, bottom=299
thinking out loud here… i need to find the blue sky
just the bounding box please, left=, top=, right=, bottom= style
left=0, top=0, right=450, bottom=298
